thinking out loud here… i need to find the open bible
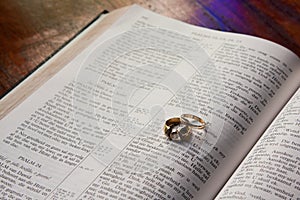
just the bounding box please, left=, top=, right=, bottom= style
left=0, top=5, right=299, bottom=200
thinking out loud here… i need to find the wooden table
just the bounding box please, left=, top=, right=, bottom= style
left=1, top=0, right=299, bottom=98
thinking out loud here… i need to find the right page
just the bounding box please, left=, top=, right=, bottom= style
left=216, top=88, right=300, bottom=199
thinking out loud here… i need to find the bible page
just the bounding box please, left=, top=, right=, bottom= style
left=216, top=88, right=300, bottom=199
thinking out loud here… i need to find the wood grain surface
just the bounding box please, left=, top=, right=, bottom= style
left=0, top=0, right=299, bottom=98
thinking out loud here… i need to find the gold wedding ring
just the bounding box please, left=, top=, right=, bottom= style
left=180, top=114, right=206, bottom=129
left=164, top=117, right=180, bottom=140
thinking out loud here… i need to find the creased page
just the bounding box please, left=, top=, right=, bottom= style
left=0, top=5, right=299, bottom=200
left=216, top=88, right=300, bottom=199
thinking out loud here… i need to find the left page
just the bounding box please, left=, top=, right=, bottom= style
left=0, top=5, right=299, bottom=200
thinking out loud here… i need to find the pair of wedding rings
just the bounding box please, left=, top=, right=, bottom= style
left=164, top=114, right=206, bottom=141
